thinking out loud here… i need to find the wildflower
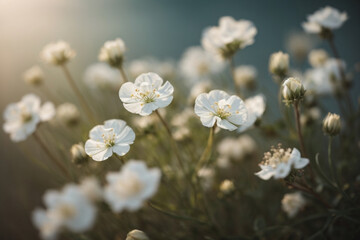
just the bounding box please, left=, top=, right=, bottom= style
left=98, top=38, right=126, bottom=67
left=281, top=192, right=306, bottom=218
left=218, top=134, right=256, bottom=161
left=194, top=90, right=247, bottom=131
left=126, top=229, right=149, bottom=240
left=32, top=185, right=96, bottom=239
left=269, top=51, right=289, bottom=78
left=104, top=160, right=161, bottom=212
left=302, top=6, right=347, bottom=37
left=238, top=94, right=266, bottom=132
left=70, top=143, right=88, bottom=165
left=171, top=108, right=195, bottom=127
left=188, top=80, right=212, bottom=104
left=179, top=46, right=225, bottom=83
left=23, top=66, right=44, bottom=86
left=119, top=72, right=174, bottom=116
left=286, top=32, right=313, bottom=62
left=85, top=119, right=135, bottom=161
left=128, top=57, right=175, bottom=80
left=198, top=167, right=215, bottom=190
left=78, top=177, right=103, bottom=202
left=3, top=94, right=55, bottom=142
left=323, top=113, right=341, bottom=136
left=173, top=126, right=190, bottom=141
left=56, top=103, right=80, bottom=126
left=83, top=63, right=121, bottom=91
left=234, top=65, right=257, bottom=89
left=308, top=49, right=328, bottom=67
left=202, top=16, right=257, bottom=59
left=41, top=40, right=76, bottom=66
left=282, top=77, right=306, bottom=104
left=255, top=145, right=309, bottom=180
left=219, top=180, right=235, bottom=194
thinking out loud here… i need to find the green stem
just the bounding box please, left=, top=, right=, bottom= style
left=293, top=101, right=307, bottom=157
left=114, top=154, right=125, bottom=164
left=327, top=137, right=334, bottom=181
left=119, top=65, right=129, bottom=83
left=229, top=57, right=241, bottom=97
left=61, top=65, right=96, bottom=123
left=196, top=125, right=215, bottom=170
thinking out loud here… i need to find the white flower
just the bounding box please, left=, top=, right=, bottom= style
left=269, top=51, right=289, bottom=77
left=23, top=66, right=44, bottom=86
left=194, top=90, right=247, bottom=131
left=197, top=167, right=215, bottom=190
left=3, top=94, right=55, bottom=142
left=234, top=65, right=257, bottom=89
left=255, top=146, right=309, bottom=180
left=70, top=143, right=88, bottom=165
left=104, top=160, right=161, bottom=212
left=32, top=185, right=96, bottom=239
left=99, top=38, right=126, bottom=67
left=188, top=80, right=213, bottom=104
left=217, top=134, right=256, bottom=160
left=173, top=126, right=190, bottom=141
left=126, top=229, right=149, bottom=240
left=85, top=119, right=135, bottom=161
left=308, top=49, right=328, bottom=67
left=238, top=94, right=266, bottom=132
left=286, top=32, right=313, bottom=61
left=78, top=177, right=103, bottom=202
left=219, top=179, right=235, bottom=194
left=119, top=72, right=174, bottom=116
left=282, top=77, right=306, bottom=103
left=179, top=46, right=225, bottom=83
left=281, top=192, right=306, bottom=218
left=128, top=57, right=175, bottom=80
left=83, top=63, right=121, bottom=91
left=202, top=16, right=257, bottom=59
left=56, top=103, right=80, bottom=126
left=171, top=108, right=195, bottom=127
left=41, top=40, right=76, bottom=66
left=302, top=6, right=347, bottom=34
left=323, top=112, right=341, bottom=136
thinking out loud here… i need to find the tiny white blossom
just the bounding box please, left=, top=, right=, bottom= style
left=41, top=40, right=75, bottom=66
left=56, top=103, right=80, bottom=126
left=198, top=167, right=215, bottom=190
left=308, top=49, right=328, bottom=67
left=126, top=229, right=149, bottom=240
left=234, top=65, right=257, bottom=89
left=83, top=63, right=121, bottom=91
left=255, top=146, right=309, bottom=180
left=286, top=32, right=313, bottom=61
left=194, top=90, right=247, bottom=131
left=219, top=179, right=235, bottom=194
left=217, top=134, right=256, bottom=161
left=3, top=94, right=55, bottom=142
left=78, top=177, right=103, bottom=202
left=269, top=51, right=289, bottom=77
left=302, top=6, right=347, bottom=34
left=85, top=119, right=135, bottom=161
left=104, top=160, right=161, bottom=212
left=202, top=16, right=257, bottom=59
left=179, top=46, right=225, bottom=83
left=23, top=66, right=44, bottom=86
left=119, top=72, right=174, bottom=116
left=282, top=192, right=306, bottom=218
left=238, top=94, right=266, bottom=132
left=171, top=108, right=195, bottom=127
left=99, top=38, right=126, bottom=67
left=188, top=80, right=213, bottom=104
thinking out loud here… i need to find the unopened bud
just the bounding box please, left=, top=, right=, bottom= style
left=323, top=113, right=341, bottom=136
left=269, top=51, right=289, bottom=78
left=282, top=77, right=306, bottom=104
left=23, top=66, right=44, bottom=86
left=70, top=143, right=88, bottom=165
left=126, top=229, right=149, bottom=240
left=219, top=180, right=235, bottom=194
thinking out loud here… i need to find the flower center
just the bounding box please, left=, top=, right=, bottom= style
left=20, top=108, right=33, bottom=123
left=115, top=173, right=144, bottom=197
left=131, top=87, right=160, bottom=104
left=102, top=128, right=116, bottom=147
left=212, top=101, right=232, bottom=119
left=58, top=204, right=76, bottom=220
left=262, top=144, right=292, bottom=168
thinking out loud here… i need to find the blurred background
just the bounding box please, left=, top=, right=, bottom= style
left=0, top=0, right=359, bottom=239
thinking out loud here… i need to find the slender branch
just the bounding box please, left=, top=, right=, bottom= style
left=293, top=101, right=307, bottom=157
left=229, top=57, right=241, bottom=97
left=61, top=65, right=96, bottom=123
left=287, top=182, right=331, bottom=209
left=118, top=65, right=129, bottom=83
left=114, top=153, right=125, bottom=164
left=33, top=132, right=69, bottom=178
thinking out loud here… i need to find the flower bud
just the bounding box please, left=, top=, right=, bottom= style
left=308, top=49, right=328, bottom=67
left=23, top=66, right=44, bottom=86
left=282, top=77, right=306, bottom=104
left=269, top=51, right=289, bottom=78
left=219, top=179, right=235, bottom=194
left=99, top=38, right=126, bottom=67
left=126, top=229, right=149, bottom=240
left=322, top=113, right=341, bottom=136
left=70, top=143, right=88, bottom=165
left=234, top=65, right=257, bottom=90
left=56, top=103, right=80, bottom=126
left=41, top=40, right=76, bottom=66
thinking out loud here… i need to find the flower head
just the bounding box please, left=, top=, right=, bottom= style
left=194, top=90, right=247, bottom=131
left=269, top=51, right=289, bottom=78
left=302, top=6, right=347, bottom=36
left=3, top=94, right=55, bottom=142
left=23, top=66, right=44, bottom=86
left=41, top=40, right=75, bottom=66
left=323, top=113, right=341, bottom=136
left=281, top=192, right=306, bottom=218
left=70, top=143, right=88, bottom=166
left=119, top=72, right=174, bottom=116
left=104, top=160, right=161, bottom=212
left=98, top=38, right=126, bottom=67
left=128, top=57, right=175, bottom=80
left=282, top=77, right=306, bottom=104
left=85, top=119, right=135, bottom=161
left=202, top=16, right=257, bottom=59
left=255, top=145, right=309, bottom=180
left=217, top=134, right=256, bottom=161
left=234, top=65, right=257, bottom=89
left=126, top=230, right=149, bottom=240
left=197, top=167, right=215, bottom=190
left=83, top=63, right=121, bottom=91
left=56, top=103, right=80, bottom=126
left=308, top=49, right=328, bottom=67
left=219, top=179, right=235, bottom=194
left=238, top=94, right=266, bottom=132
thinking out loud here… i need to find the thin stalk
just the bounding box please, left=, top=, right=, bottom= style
left=33, top=132, right=69, bottom=178
left=229, top=57, right=241, bottom=97
left=118, top=65, right=129, bottom=83
left=196, top=125, right=216, bottom=170
left=61, top=65, right=96, bottom=123
left=154, top=110, right=185, bottom=172
left=114, top=154, right=125, bottom=164
left=293, top=101, right=307, bottom=157
left=287, top=182, right=331, bottom=208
